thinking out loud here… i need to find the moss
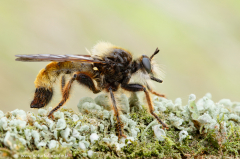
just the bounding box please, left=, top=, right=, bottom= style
left=1, top=93, right=240, bottom=158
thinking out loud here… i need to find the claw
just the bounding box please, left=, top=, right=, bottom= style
left=162, top=125, right=169, bottom=130
left=47, top=113, right=55, bottom=120
left=118, top=134, right=127, bottom=140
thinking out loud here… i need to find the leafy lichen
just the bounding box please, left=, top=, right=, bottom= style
left=0, top=93, right=240, bottom=158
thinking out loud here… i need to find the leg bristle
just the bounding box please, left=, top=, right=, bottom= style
left=109, top=87, right=126, bottom=140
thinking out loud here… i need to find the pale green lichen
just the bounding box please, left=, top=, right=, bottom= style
left=152, top=125, right=166, bottom=141
left=179, top=130, right=188, bottom=142
left=0, top=93, right=240, bottom=158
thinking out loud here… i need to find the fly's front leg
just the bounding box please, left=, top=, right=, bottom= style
left=148, top=76, right=166, bottom=98
left=109, top=87, right=127, bottom=139
left=121, top=83, right=168, bottom=129
left=147, top=84, right=166, bottom=98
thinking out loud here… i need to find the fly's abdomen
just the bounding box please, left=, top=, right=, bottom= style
left=34, top=62, right=94, bottom=88
left=31, top=61, right=94, bottom=109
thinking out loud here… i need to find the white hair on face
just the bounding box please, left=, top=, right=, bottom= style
left=130, top=59, right=165, bottom=88
left=151, top=59, right=165, bottom=80
left=130, top=69, right=150, bottom=85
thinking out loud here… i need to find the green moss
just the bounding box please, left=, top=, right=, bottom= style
left=1, top=94, right=240, bottom=158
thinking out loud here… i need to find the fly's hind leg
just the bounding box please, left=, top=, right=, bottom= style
left=109, top=87, right=127, bottom=139
left=122, top=83, right=168, bottom=129
left=61, top=75, right=66, bottom=93
left=48, top=75, right=75, bottom=119
left=48, top=72, right=100, bottom=119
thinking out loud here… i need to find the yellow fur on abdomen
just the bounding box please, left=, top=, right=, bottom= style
left=34, top=61, right=93, bottom=89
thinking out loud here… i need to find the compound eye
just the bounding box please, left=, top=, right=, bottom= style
left=142, top=57, right=151, bottom=73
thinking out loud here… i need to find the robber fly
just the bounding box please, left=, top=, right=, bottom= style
left=15, top=42, right=168, bottom=138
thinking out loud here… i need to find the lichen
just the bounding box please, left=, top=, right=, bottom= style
left=0, top=93, right=240, bottom=158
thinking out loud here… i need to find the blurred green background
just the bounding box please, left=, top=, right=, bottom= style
left=0, top=0, right=239, bottom=113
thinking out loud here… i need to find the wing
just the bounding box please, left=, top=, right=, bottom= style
left=15, top=54, right=105, bottom=63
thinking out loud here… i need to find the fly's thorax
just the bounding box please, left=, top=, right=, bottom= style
left=94, top=48, right=132, bottom=73
left=92, top=50, right=133, bottom=89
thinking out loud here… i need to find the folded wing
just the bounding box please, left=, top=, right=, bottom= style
left=15, top=54, right=105, bottom=63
